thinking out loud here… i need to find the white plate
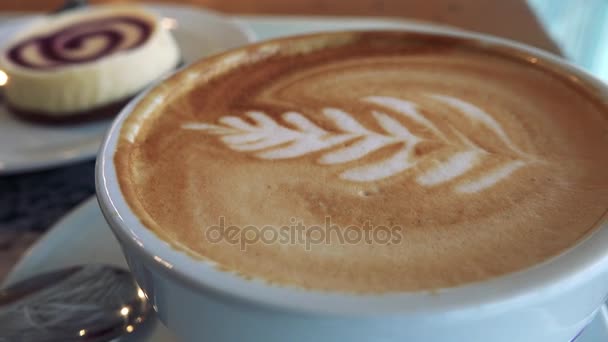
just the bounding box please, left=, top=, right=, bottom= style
left=3, top=197, right=177, bottom=341
left=235, top=15, right=462, bottom=41
left=0, top=4, right=254, bottom=175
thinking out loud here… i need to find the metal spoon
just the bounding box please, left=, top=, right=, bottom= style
left=0, top=264, right=151, bottom=342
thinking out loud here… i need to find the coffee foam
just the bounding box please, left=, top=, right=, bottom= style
left=115, top=32, right=608, bottom=292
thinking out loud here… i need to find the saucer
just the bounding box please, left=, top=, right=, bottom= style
left=3, top=197, right=175, bottom=341
left=4, top=196, right=607, bottom=341
left=0, top=4, right=254, bottom=175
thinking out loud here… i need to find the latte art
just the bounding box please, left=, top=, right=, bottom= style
left=183, top=94, right=533, bottom=192
left=115, top=32, right=608, bottom=292
left=7, top=16, right=153, bottom=69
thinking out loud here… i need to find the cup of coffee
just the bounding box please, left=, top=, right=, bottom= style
left=96, top=29, right=608, bottom=342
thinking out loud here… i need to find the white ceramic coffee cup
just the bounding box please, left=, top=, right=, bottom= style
left=96, top=28, right=608, bottom=342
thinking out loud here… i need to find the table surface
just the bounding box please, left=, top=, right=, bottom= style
left=1, top=0, right=561, bottom=54
left=0, top=0, right=561, bottom=281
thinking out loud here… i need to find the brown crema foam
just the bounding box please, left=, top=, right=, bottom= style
left=114, top=31, right=608, bottom=293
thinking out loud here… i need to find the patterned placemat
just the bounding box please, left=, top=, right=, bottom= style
left=0, top=159, right=96, bottom=279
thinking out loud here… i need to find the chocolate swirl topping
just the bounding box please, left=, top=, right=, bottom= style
left=7, top=16, right=153, bottom=69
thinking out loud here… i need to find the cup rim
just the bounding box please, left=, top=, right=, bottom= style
left=96, top=28, right=608, bottom=316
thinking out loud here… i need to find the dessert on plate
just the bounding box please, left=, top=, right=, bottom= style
left=0, top=5, right=181, bottom=123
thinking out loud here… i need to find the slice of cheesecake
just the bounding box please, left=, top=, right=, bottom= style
left=0, top=5, right=180, bottom=123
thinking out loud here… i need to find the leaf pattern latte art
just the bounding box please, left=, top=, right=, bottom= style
left=183, top=95, right=534, bottom=193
